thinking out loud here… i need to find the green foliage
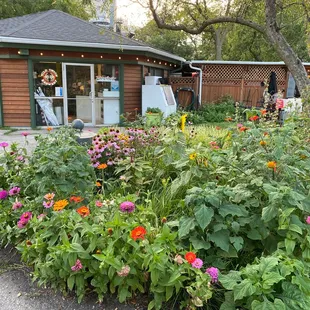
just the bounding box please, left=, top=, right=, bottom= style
left=0, top=0, right=94, bottom=20
left=20, top=127, right=96, bottom=198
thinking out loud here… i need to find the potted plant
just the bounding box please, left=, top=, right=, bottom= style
left=145, top=107, right=163, bottom=127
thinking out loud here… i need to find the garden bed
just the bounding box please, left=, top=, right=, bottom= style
left=1, top=116, right=310, bottom=310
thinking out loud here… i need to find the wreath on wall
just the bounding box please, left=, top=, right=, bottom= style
left=41, top=69, right=58, bottom=86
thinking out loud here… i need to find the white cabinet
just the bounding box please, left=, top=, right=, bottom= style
left=103, top=91, right=120, bottom=125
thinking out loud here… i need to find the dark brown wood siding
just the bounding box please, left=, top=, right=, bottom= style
left=124, top=64, right=142, bottom=114
left=0, top=59, right=31, bottom=126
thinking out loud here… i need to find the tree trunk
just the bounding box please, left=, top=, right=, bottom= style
left=214, top=29, right=223, bottom=60
left=265, top=0, right=310, bottom=92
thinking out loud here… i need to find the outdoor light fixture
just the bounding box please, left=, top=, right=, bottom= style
left=61, top=53, right=64, bottom=56
left=81, top=54, right=84, bottom=58
left=40, top=52, right=44, bottom=56
left=170, top=64, right=172, bottom=66
left=136, top=57, right=139, bottom=60
left=119, top=56, right=122, bottom=59
left=147, top=59, right=149, bottom=62
left=100, top=56, right=103, bottom=58
left=165, top=63, right=167, bottom=65
left=159, top=62, right=161, bottom=64
left=153, top=60, right=156, bottom=63
left=17, top=49, right=29, bottom=55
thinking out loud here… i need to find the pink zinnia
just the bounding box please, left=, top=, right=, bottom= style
left=9, top=187, right=21, bottom=196
left=16, top=155, right=25, bottom=162
left=12, top=201, right=23, bottom=210
left=0, top=190, right=8, bottom=200
left=71, top=259, right=83, bottom=271
left=119, top=201, right=135, bottom=213
left=43, top=200, right=54, bottom=208
left=17, top=218, right=28, bottom=229
left=20, top=211, right=32, bottom=221
left=0, top=142, right=9, bottom=148
left=44, top=193, right=55, bottom=200
left=206, top=267, right=219, bottom=283
left=306, top=216, right=310, bottom=224
left=21, top=132, right=29, bottom=137
left=95, top=200, right=103, bottom=207
left=191, top=258, right=203, bottom=269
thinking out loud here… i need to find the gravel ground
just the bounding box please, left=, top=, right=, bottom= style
left=0, top=127, right=147, bottom=310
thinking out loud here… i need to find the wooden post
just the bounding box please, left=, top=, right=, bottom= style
left=240, top=77, right=245, bottom=103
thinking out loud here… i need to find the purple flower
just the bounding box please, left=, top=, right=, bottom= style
left=205, top=267, right=219, bottom=283
left=0, top=142, right=9, bottom=148
left=12, top=201, right=23, bottom=210
left=0, top=190, right=8, bottom=200
left=9, top=187, right=21, bottom=196
left=191, top=258, right=203, bottom=269
left=71, top=259, right=83, bottom=271
left=119, top=201, right=135, bottom=213
left=21, top=132, right=29, bottom=137
left=43, top=200, right=54, bottom=209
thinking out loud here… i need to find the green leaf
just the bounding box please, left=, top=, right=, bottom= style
left=289, top=224, right=302, bottom=235
left=178, top=217, right=196, bottom=239
left=219, top=271, right=241, bottom=290
left=259, top=257, right=279, bottom=274
left=166, top=286, right=174, bottom=301
left=233, top=279, right=256, bottom=301
left=247, top=229, right=262, bottom=240
left=118, top=286, right=130, bottom=303
left=189, top=236, right=211, bottom=250
left=195, top=205, right=214, bottom=230
left=209, top=230, right=230, bottom=252
left=219, top=204, right=248, bottom=217
left=251, top=299, right=286, bottom=310
left=281, top=282, right=310, bottom=310
left=67, top=275, right=75, bottom=291
left=230, top=236, right=244, bottom=252
left=262, top=204, right=278, bottom=222
left=262, top=272, right=285, bottom=289
left=285, top=238, right=296, bottom=254
left=220, top=291, right=236, bottom=310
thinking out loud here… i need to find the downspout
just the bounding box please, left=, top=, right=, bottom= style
left=188, top=62, right=202, bottom=106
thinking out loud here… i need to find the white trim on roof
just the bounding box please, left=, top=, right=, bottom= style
left=189, top=60, right=310, bottom=66
left=0, top=36, right=186, bottom=62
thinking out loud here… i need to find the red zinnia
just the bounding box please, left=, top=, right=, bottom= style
left=76, top=206, right=90, bottom=217
left=185, top=252, right=196, bottom=264
left=249, top=115, right=259, bottom=121
left=130, top=226, right=147, bottom=241
left=70, top=196, right=83, bottom=203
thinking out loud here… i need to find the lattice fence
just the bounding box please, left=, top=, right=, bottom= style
left=170, top=64, right=288, bottom=107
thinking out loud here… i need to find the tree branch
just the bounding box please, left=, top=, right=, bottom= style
left=148, top=0, right=266, bottom=35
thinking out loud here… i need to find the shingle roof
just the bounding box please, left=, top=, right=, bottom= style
left=0, top=10, right=147, bottom=47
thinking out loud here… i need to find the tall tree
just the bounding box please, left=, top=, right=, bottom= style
left=0, top=0, right=94, bottom=20
left=143, top=0, right=310, bottom=92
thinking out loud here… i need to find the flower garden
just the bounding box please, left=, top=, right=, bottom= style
left=1, top=112, right=310, bottom=309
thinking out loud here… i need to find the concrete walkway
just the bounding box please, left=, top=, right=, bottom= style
left=0, top=127, right=146, bottom=310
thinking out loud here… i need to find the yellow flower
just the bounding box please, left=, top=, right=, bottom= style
left=53, top=199, right=69, bottom=211
left=180, top=114, right=187, bottom=132
left=189, top=153, right=197, bottom=160
left=260, top=140, right=267, bottom=146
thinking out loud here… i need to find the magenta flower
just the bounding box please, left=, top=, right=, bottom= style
left=71, top=259, right=83, bottom=271
left=306, top=216, right=310, bottom=224
left=43, top=200, right=54, bottom=208
left=0, top=142, right=9, bottom=148
left=21, top=132, right=29, bottom=137
left=17, top=218, right=28, bottom=229
left=119, top=201, right=135, bottom=213
left=12, top=201, right=23, bottom=210
left=191, top=258, right=203, bottom=269
left=20, top=211, right=32, bottom=221
left=9, top=187, right=21, bottom=196
left=0, top=190, right=8, bottom=200
left=205, top=267, right=219, bottom=283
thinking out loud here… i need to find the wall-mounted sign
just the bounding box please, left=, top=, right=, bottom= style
left=96, top=76, right=116, bottom=82
left=41, top=69, right=58, bottom=86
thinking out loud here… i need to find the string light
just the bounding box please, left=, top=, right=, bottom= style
left=40, top=52, right=44, bottom=56
left=81, top=54, right=84, bottom=58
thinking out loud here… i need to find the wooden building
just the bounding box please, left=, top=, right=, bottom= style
left=170, top=61, right=310, bottom=108
left=0, top=10, right=184, bottom=127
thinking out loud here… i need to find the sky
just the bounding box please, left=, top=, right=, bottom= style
left=94, top=0, right=150, bottom=28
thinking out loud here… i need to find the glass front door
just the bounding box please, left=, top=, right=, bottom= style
left=62, top=63, right=95, bottom=125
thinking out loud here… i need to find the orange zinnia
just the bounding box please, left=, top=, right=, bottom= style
left=130, top=226, right=147, bottom=241
left=97, top=163, right=108, bottom=169
left=267, top=161, right=277, bottom=170
left=76, top=206, right=90, bottom=217
left=44, top=193, right=55, bottom=200
left=47, top=127, right=53, bottom=132
left=239, top=126, right=249, bottom=132
left=185, top=252, right=196, bottom=264
left=259, top=140, right=267, bottom=146
left=53, top=199, right=69, bottom=211
left=70, top=196, right=83, bottom=203
left=261, top=109, right=267, bottom=115
left=96, top=181, right=101, bottom=187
